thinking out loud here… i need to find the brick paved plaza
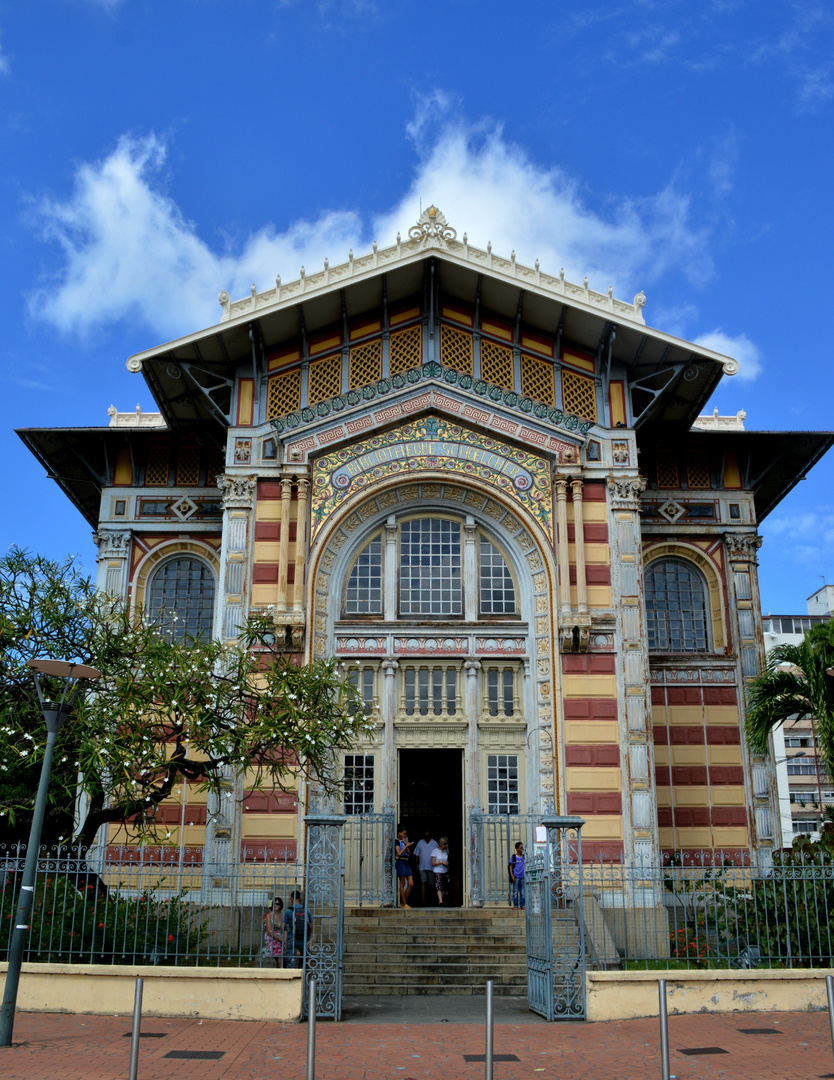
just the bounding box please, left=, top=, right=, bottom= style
left=1, top=1007, right=832, bottom=1080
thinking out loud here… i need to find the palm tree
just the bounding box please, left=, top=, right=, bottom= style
left=745, top=619, right=834, bottom=785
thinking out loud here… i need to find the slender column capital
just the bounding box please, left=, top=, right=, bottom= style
left=381, top=657, right=399, bottom=676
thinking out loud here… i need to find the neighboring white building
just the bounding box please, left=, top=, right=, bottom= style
left=764, top=585, right=834, bottom=843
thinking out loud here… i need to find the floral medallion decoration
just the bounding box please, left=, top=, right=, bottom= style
left=310, top=414, right=553, bottom=544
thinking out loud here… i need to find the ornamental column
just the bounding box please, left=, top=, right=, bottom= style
left=93, top=529, right=132, bottom=600
left=555, top=477, right=571, bottom=621
left=293, top=478, right=309, bottom=614
left=381, top=657, right=399, bottom=813
left=217, top=474, right=257, bottom=640
left=277, top=475, right=293, bottom=610
left=570, top=478, right=588, bottom=615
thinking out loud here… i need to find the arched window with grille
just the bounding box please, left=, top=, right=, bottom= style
left=146, top=557, right=216, bottom=642
left=645, top=557, right=709, bottom=653
left=343, top=534, right=383, bottom=615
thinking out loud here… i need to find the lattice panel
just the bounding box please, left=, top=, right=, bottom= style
left=480, top=339, right=514, bottom=390
left=686, top=452, right=711, bottom=489
left=561, top=370, right=597, bottom=422
left=349, top=339, right=383, bottom=390
left=308, top=354, right=342, bottom=404
left=389, top=325, right=422, bottom=375
left=145, top=444, right=170, bottom=486
left=176, top=446, right=201, bottom=486
left=266, top=368, right=302, bottom=420
left=656, top=451, right=680, bottom=488
left=440, top=324, right=474, bottom=375
left=205, top=449, right=225, bottom=487
left=520, top=353, right=555, bottom=406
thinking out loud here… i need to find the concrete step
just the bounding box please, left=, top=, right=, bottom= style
left=342, top=984, right=526, bottom=997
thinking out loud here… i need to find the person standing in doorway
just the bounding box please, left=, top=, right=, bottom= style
left=431, top=836, right=450, bottom=906
left=508, top=841, right=525, bottom=910
left=395, top=826, right=414, bottom=909
left=413, top=828, right=438, bottom=906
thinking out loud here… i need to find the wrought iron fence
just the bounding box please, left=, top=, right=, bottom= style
left=0, top=843, right=304, bottom=967
left=582, top=849, right=834, bottom=971
left=469, top=812, right=543, bottom=906
left=343, top=810, right=395, bottom=908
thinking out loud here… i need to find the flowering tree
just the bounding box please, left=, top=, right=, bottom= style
left=0, top=547, right=367, bottom=850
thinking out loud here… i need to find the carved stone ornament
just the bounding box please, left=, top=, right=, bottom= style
left=725, top=532, right=763, bottom=560
left=219, top=474, right=257, bottom=509
left=408, top=205, right=457, bottom=247
left=607, top=475, right=647, bottom=509
left=93, top=529, right=132, bottom=557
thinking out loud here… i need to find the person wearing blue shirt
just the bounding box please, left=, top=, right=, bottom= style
left=508, top=841, right=525, bottom=910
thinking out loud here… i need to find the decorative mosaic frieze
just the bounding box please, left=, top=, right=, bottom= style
left=336, top=637, right=387, bottom=654
left=271, top=361, right=594, bottom=442
left=393, top=636, right=469, bottom=654
left=476, top=637, right=527, bottom=655
left=310, top=415, right=553, bottom=544
left=649, top=666, right=737, bottom=684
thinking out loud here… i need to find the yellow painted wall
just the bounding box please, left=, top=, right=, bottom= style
left=562, top=674, right=617, bottom=698
left=565, top=767, right=621, bottom=791
left=564, top=721, right=619, bottom=744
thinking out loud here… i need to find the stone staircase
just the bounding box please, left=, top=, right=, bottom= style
left=342, top=907, right=580, bottom=997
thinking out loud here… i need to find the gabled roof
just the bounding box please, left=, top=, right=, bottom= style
left=125, top=207, right=738, bottom=437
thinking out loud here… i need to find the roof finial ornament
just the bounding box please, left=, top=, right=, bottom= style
left=408, top=205, right=457, bottom=247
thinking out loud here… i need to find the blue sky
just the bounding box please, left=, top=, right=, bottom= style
left=0, top=0, right=832, bottom=613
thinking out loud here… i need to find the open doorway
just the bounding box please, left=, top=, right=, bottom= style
left=398, top=749, right=463, bottom=907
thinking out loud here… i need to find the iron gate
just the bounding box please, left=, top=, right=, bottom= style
left=303, top=814, right=345, bottom=1020
left=469, top=812, right=542, bottom=906
left=525, top=816, right=586, bottom=1020
left=344, top=809, right=396, bottom=907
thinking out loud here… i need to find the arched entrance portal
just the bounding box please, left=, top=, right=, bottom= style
left=308, top=477, right=558, bottom=906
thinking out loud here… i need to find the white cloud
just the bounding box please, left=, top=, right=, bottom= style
left=28, top=113, right=713, bottom=342
left=693, top=329, right=763, bottom=382
left=763, top=511, right=834, bottom=570
left=0, top=26, right=10, bottom=75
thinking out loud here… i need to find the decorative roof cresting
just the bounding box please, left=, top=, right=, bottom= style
left=409, top=205, right=457, bottom=246
left=215, top=205, right=651, bottom=331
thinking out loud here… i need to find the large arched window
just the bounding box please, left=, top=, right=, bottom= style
left=645, top=558, right=709, bottom=653
left=340, top=517, right=517, bottom=620
left=147, top=557, right=216, bottom=641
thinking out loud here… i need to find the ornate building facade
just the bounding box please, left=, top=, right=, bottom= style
left=19, top=208, right=833, bottom=890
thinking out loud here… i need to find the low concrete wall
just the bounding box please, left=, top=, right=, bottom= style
left=0, top=963, right=303, bottom=1022
left=586, top=969, right=834, bottom=1023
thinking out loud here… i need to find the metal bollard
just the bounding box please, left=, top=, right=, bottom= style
left=306, top=977, right=317, bottom=1080
left=826, top=975, right=834, bottom=1067
left=485, top=979, right=494, bottom=1080
left=128, top=976, right=144, bottom=1080
left=658, top=979, right=670, bottom=1080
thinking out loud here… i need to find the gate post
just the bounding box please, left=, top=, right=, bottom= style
left=542, top=816, right=586, bottom=1019
left=470, top=812, right=484, bottom=908
left=303, top=813, right=346, bottom=1021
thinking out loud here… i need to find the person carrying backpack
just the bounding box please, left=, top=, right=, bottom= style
left=508, top=842, right=525, bottom=911
left=283, top=890, right=313, bottom=969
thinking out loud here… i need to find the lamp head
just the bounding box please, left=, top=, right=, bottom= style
left=27, top=659, right=102, bottom=733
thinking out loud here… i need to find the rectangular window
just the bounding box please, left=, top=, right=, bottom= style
left=348, top=667, right=375, bottom=715
left=486, top=669, right=514, bottom=717
left=487, top=754, right=520, bottom=815
left=344, top=754, right=374, bottom=815
left=399, top=519, right=462, bottom=617
left=403, top=666, right=457, bottom=716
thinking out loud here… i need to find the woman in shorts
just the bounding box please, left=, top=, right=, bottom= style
left=431, top=836, right=450, bottom=906
left=395, top=826, right=414, bottom=909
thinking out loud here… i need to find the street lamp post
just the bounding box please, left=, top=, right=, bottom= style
left=0, top=659, right=101, bottom=1048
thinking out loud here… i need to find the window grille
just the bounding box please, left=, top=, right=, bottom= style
left=205, top=449, right=225, bottom=488
left=645, top=558, right=709, bottom=653
left=308, top=354, right=342, bottom=404
left=348, top=666, right=376, bottom=716
left=520, top=353, right=555, bottom=405
left=344, top=754, right=375, bottom=815
left=440, top=324, right=473, bottom=375
left=561, top=369, right=597, bottom=422
left=145, top=444, right=170, bottom=486
left=479, top=537, right=516, bottom=614
left=655, top=451, right=680, bottom=489
left=348, top=339, right=383, bottom=390
left=147, top=558, right=215, bottom=642
left=687, top=452, right=711, bottom=489
left=344, top=536, right=383, bottom=615
left=480, top=339, right=514, bottom=390
left=399, top=518, right=462, bottom=617
left=266, top=368, right=301, bottom=419
left=486, top=669, right=515, bottom=717
left=403, top=666, right=458, bottom=717
left=487, top=754, right=519, bottom=815
left=176, top=446, right=201, bottom=486
left=389, top=325, right=422, bottom=375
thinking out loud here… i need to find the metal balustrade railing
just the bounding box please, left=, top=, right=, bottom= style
left=0, top=843, right=304, bottom=967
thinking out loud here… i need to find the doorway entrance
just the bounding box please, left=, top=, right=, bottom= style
left=398, top=749, right=464, bottom=907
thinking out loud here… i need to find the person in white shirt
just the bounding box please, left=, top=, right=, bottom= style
left=413, top=829, right=439, bottom=906
left=430, top=836, right=450, bottom=906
